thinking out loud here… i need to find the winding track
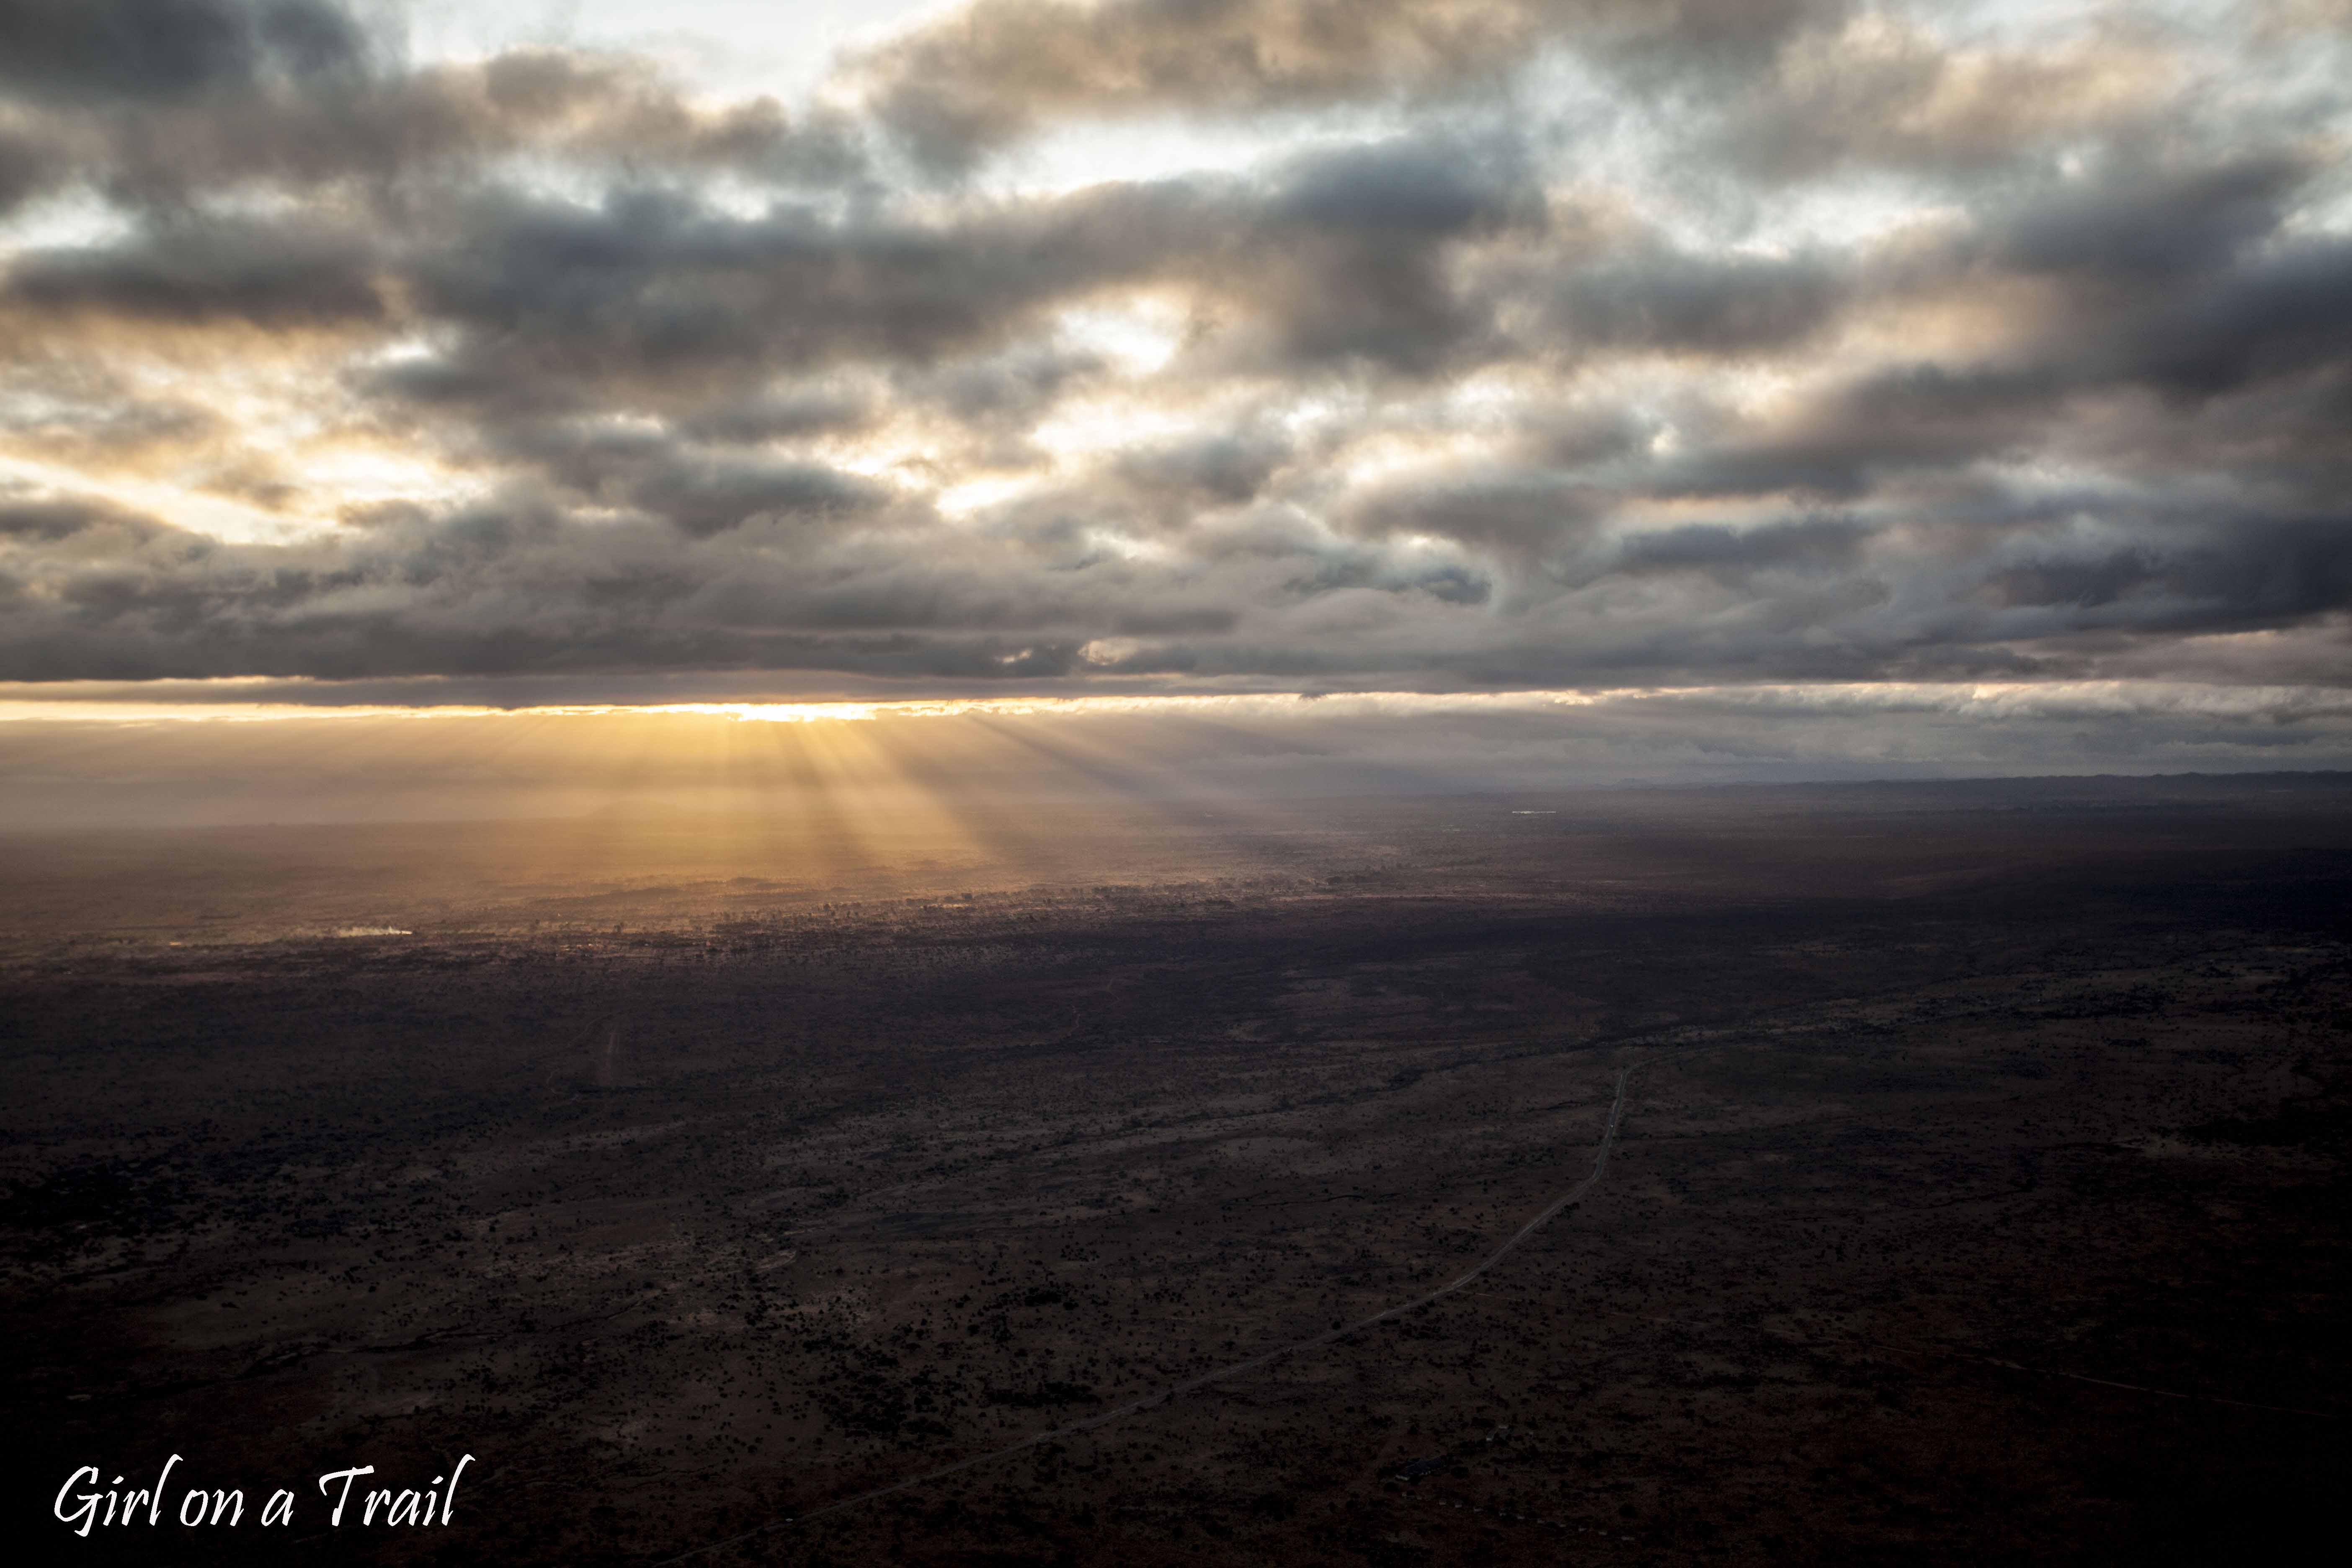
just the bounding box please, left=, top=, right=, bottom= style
left=658, top=1062, right=1638, bottom=1565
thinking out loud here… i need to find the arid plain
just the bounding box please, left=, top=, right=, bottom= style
left=4, top=775, right=2348, bottom=1565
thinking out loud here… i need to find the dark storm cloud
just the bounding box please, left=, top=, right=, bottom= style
left=1, top=0, right=2349, bottom=698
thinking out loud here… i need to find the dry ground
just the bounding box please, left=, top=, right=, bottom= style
left=4, top=777, right=2349, bottom=1565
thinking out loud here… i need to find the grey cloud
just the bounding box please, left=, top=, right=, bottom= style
left=117, top=48, right=871, bottom=196
left=1602, top=515, right=1872, bottom=580
left=0, top=484, right=1109, bottom=678
left=1651, top=365, right=2055, bottom=502
left=0, top=387, right=218, bottom=458
left=1110, top=604, right=1239, bottom=636
left=1513, top=404, right=1653, bottom=469
left=916, top=342, right=1108, bottom=429
left=0, top=122, right=68, bottom=216
left=627, top=458, right=892, bottom=539
left=361, top=135, right=1531, bottom=457
left=1720, top=14, right=2184, bottom=181
left=855, top=0, right=1843, bottom=172
left=458, top=403, right=895, bottom=539
left=4, top=216, right=382, bottom=325
left=3, top=0, right=2350, bottom=704
left=1997, top=155, right=2309, bottom=284
left=1115, top=428, right=1294, bottom=508
left=0, top=480, right=1487, bottom=682
left=1288, top=553, right=1492, bottom=609
left=1347, top=466, right=1606, bottom=560
left=2, top=466, right=2340, bottom=691
left=1601, top=165, right=2340, bottom=511
left=395, top=181, right=1205, bottom=386
left=1269, top=134, right=1532, bottom=235
left=2124, top=234, right=2352, bottom=399
left=676, top=386, right=873, bottom=445
left=0, top=0, right=364, bottom=105
left=0, top=494, right=171, bottom=542
left=1546, top=244, right=1841, bottom=356
left=1219, top=133, right=1542, bottom=373
left=3, top=5, right=862, bottom=215
left=1986, top=516, right=2352, bottom=632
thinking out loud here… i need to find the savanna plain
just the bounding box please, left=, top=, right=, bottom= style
left=4, top=775, right=2348, bottom=1566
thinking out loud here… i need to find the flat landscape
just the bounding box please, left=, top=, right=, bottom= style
left=4, top=775, right=2349, bottom=1565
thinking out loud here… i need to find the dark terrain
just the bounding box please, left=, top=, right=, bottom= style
left=4, top=774, right=2349, bottom=1565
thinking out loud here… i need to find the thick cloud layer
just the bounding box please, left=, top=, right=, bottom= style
left=1, top=0, right=2348, bottom=697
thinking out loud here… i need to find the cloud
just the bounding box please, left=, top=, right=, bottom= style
left=1540, top=241, right=1842, bottom=357
left=389, top=181, right=1199, bottom=387
left=0, top=5, right=861, bottom=217
left=4, top=214, right=382, bottom=325
left=0, top=0, right=2344, bottom=717
left=1995, top=155, right=2306, bottom=284
left=1346, top=464, right=1602, bottom=562
left=1602, top=514, right=1871, bottom=580
left=851, top=0, right=1845, bottom=172
left=1115, top=426, right=1294, bottom=508
left=1724, top=12, right=2187, bottom=179
left=0, top=0, right=366, bottom=106
left=626, top=456, right=892, bottom=539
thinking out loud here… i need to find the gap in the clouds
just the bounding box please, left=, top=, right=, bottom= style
left=0, top=186, right=140, bottom=261
left=398, top=0, right=955, bottom=102
left=975, top=104, right=1423, bottom=200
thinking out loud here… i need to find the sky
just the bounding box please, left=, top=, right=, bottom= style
left=1, top=0, right=2350, bottom=801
